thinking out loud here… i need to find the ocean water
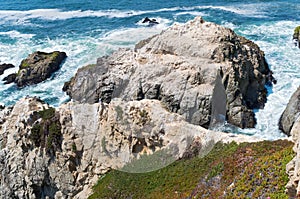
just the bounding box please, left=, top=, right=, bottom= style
left=0, top=0, right=299, bottom=139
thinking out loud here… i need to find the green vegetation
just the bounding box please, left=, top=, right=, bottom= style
left=82, top=64, right=96, bottom=70
left=20, top=60, right=30, bottom=69
left=294, top=26, right=300, bottom=34
left=49, top=51, right=60, bottom=60
left=120, top=148, right=176, bottom=173
left=29, top=107, right=62, bottom=156
left=72, top=143, right=77, bottom=152
left=38, top=107, right=56, bottom=120
left=89, top=140, right=294, bottom=199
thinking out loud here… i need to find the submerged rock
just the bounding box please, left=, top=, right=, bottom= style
left=64, top=17, right=271, bottom=129
left=2, top=73, right=16, bottom=84
left=0, top=63, right=14, bottom=75
left=9, top=51, right=67, bottom=87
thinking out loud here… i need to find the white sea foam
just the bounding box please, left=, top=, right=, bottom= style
left=174, top=11, right=207, bottom=17
left=211, top=5, right=266, bottom=17
left=0, top=31, right=35, bottom=39
left=0, top=20, right=169, bottom=107
left=0, top=2, right=294, bottom=140
left=0, top=8, right=180, bottom=22
left=229, top=20, right=300, bottom=139
left=0, top=4, right=265, bottom=25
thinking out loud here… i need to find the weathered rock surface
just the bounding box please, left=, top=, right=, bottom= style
left=0, top=97, right=262, bottom=199
left=0, top=63, right=14, bottom=75
left=2, top=73, right=17, bottom=84
left=279, top=86, right=300, bottom=136
left=278, top=86, right=300, bottom=197
left=0, top=17, right=275, bottom=199
left=286, top=116, right=300, bottom=198
left=64, top=17, right=271, bottom=129
left=4, top=51, right=67, bottom=87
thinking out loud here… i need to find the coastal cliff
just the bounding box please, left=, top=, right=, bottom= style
left=0, top=97, right=264, bottom=198
left=280, top=86, right=300, bottom=197
left=0, top=17, right=288, bottom=199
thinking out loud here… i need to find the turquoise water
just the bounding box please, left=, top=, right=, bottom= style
left=0, top=0, right=300, bottom=139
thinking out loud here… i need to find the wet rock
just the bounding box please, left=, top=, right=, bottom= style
left=14, top=51, right=67, bottom=87
left=0, top=63, right=14, bottom=75
left=2, top=73, right=16, bottom=84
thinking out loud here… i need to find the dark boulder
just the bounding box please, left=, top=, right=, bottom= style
left=14, top=51, right=67, bottom=87
left=3, top=73, right=17, bottom=84
left=0, top=63, right=15, bottom=75
left=279, top=86, right=300, bottom=136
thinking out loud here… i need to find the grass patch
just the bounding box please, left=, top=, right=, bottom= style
left=88, top=140, right=294, bottom=199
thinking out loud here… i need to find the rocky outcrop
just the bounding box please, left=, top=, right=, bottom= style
left=3, top=51, right=67, bottom=87
left=64, top=17, right=271, bottom=129
left=0, top=97, right=262, bottom=199
left=279, top=86, right=300, bottom=136
left=286, top=116, right=300, bottom=198
left=283, top=87, right=300, bottom=197
left=0, top=63, right=14, bottom=75
left=0, top=17, right=275, bottom=199
left=2, top=73, right=17, bottom=84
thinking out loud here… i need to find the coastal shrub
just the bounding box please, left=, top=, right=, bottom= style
left=89, top=140, right=293, bottom=199
left=38, top=107, right=56, bottom=120
left=29, top=124, right=42, bottom=147
left=29, top=107, right=62, bottom=156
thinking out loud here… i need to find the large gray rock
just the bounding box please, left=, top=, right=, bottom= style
left=286, top=116, right=300, bottom=198
left=0, top=97, right=262, bottom=199
left=6, top=51, right=67, bottom=87
left=286, top=115, right=300, bottom=197
left=279, top=86, right=300, bottom=136
left=64, top=17, right=271, bottom=129
left=280, top=87, right=300, bottom=197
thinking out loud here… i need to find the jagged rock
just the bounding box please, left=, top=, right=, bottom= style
left=64, top=17, right=271, bottom=129
left=2, top=73, right=17, bottom=84
left=279, top=87, right=300, bottom=197
left=14, top=51, right=67, bottom=87
left=0, top=17, right=272, bottom=199
left=0, top=63, right=14, bottom=75
left=279, top=86, right=300, bottom=136
left=0, top=97, right=262, bottom=199
left=285, top=116, right=300, bottom=198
